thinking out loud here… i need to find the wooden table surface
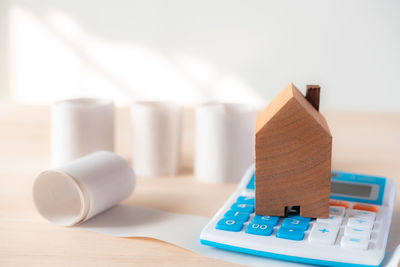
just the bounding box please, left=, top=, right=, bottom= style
left=0, top=103, right=399, bottom=266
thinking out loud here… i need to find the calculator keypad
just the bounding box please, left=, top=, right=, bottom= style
left=344, top=226, right=371, bottom=239
left=316, top=206, right=345, bottom=225
left=218, top=196, right=311, bottom=241
left=202, top=169, right=394, bottom=267
left=287, top=214, right=311, bottom=222
left=216, top=181, right=379, bottom=251
left=347, top=217, right=374, bottom=230
left=216, top=218, right=244, bottom=232
left=236, top=196, right=255, bottom=205
left=316, top=215, right=343, bottom=225
left=252, top=215, right=279, bottom=226
left=309, top=223, right=340, bottom=245
left=329, top=206, right=346, bottom=217
left=281, top=218, right=309, bottom=231
left=230, top=203, right=255, bottom=213
left=276, top=227, right=305, bottom=241
left=341, top=236, right=369, bottom=250
left=224, top=210, right=250, bottom=222
left=245, top=223, right=273, bottom=236
left=350, top=209, right=376, bottom=220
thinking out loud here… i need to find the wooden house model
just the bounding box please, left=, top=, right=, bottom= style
left=255, top=83, right=331, bottom=218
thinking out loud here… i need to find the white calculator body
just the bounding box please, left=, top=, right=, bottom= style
left=200, top=165, right=396, bottom=267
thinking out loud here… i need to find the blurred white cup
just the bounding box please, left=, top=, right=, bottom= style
left=51, top=98, right=114, bottom=167
left=195, top=102, right=256, bottom=183
left=130, top=101, right=182, bottom=177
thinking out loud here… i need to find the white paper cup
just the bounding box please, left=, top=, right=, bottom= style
left=51, top=98, right=114, bottom=167
left=33, top=151, right=135, bottom=226
left=194, top=102, right=256, bottom=183
left=130, top=101, right=182, bottom=177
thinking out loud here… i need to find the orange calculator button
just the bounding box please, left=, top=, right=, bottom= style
left=353, top=203, right=378, bottom=213
left=329, top=200, right=349, bottom=209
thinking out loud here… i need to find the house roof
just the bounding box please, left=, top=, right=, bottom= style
left=256, top=83, right=331, bottom=136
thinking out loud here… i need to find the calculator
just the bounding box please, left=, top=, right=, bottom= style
left=200, top=165, right=396, bottom=267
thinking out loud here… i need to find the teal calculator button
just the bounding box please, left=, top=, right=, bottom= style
left=276, top=227, right=305, bottom=241
left=231, top=203, right=255, bottom=213
left=282, top=218, right=309, bottom=231
left=246, top=173, right=255, bottom=190
left=236, top=196, right=255, bottom=205
left=224, top=210, right=250, bottom=222
left=216, top=218, right=244, bottom=232
left=245, top=223, right=273, bottom=236
left=287, top=215, right=312, bottom=222
left=252, top=215, right=279, bottom=226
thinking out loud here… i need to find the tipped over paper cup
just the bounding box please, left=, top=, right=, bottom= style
left=33, top=151, right=135, bottom=226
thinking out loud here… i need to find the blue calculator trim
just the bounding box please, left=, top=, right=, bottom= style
left=330, top=171, right=386, bottom=205
left=246, top=173, right=255, bottom=190
left=200, top=239, right=381, bottom=267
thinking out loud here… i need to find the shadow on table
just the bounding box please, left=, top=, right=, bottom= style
left=79, top=204, right=172, bottom=228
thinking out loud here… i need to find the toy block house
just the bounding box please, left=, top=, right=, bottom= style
left=255, top=83, right=331, bottom=218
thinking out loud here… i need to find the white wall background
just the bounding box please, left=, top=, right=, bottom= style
left=0, top=0, right=399, bottom=110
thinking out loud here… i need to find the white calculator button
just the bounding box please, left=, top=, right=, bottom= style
left=344, top=226, right=371, bottom=239
left=308, top=223, right=340, bottom=245
left=340, top=236, right=369, bottom=250
left=329, top=206, right=345, bottom=217
left=347, top=217, right=374, bottom=230
left=316, top=215, right=343, bottom=225
left=349, top=209, right=376, bottom=221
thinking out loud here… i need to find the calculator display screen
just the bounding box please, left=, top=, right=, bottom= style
left=330, top=181, right=372, bottom=197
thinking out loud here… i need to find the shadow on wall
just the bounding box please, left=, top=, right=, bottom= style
left=4, top=0, right=400, bottom=110
left=7, top=0, right=274, bottom=105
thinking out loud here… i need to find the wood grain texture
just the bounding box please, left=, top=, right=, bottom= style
left=1, top=103, right=400, bottom=266
left=255, top=83, right=331, bottom=218
left=0, top=103, right=241, bottom=267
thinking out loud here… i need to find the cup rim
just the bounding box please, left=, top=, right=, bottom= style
left=54, top=98, right=113, bottom=107
left=32, top=170, right=90, bottom=226
left=196, top=101, right=254, bottom=113
left=131, top=100, right=182, bottom=109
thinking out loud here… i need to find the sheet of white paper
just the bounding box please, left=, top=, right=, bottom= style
left=34, top=152, right=398, bottom=266
left=78, top=205, right=398, bottom=266
left=79, top=204, right=305, bottom=267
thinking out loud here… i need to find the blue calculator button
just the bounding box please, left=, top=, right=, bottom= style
left=252, top=215, right=280, bottom=226
left=231, top=203, right=255, bottom=213
left=245, top=223, right=273, bottom=236
left=216, top=219, right=244, bottom=232
left=282, top=218, right=309, bottom=231
left=246, top=173, right=255, bottom=190
left=276, top=227, right=305, bottom=241
left=236, top=196, right=255, bottom=205
left=287, top=215, right=312, bottom=222
left=224, top=210, right=250, bottom=222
